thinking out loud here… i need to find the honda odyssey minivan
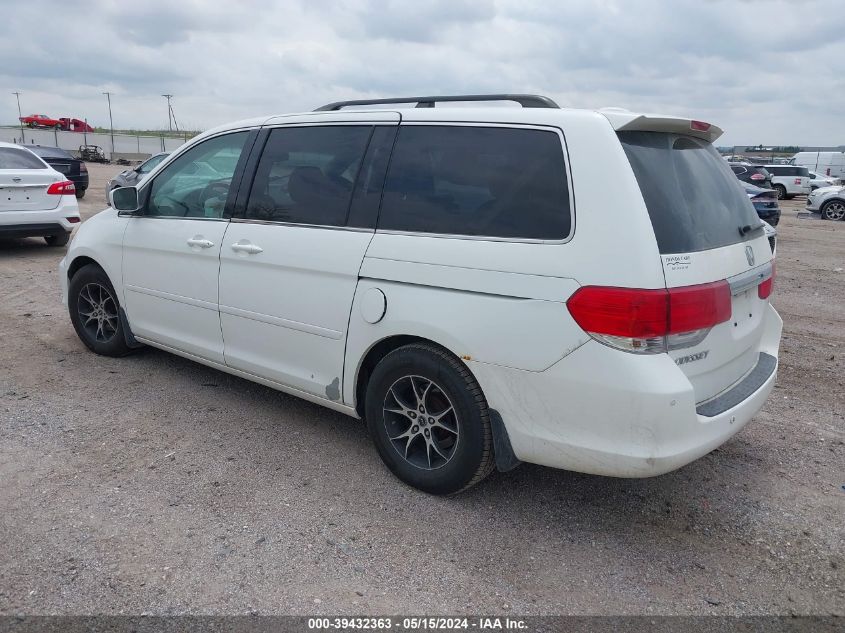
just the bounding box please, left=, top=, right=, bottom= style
left=59, top=94, right=781, bottom=494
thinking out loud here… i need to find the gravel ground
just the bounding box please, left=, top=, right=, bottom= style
left=0, top=164, right=843, bottom=616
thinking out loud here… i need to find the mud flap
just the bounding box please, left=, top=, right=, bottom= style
left=119, top=307, right=144, bottom=349
left=489, top=409, right=521, bottom=472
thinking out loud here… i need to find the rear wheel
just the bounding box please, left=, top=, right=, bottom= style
left=75, top=188, right=85, bottom=199
left=820, top=200, right=845, bottom=221
left=774, top=184, right=786, bottom=200
left=44, top=233, right=70, bottom=247
left=68, top=264, right=132, bottom=356
left=365, top=343, right=494, bottom=495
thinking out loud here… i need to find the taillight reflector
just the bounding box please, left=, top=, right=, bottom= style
left=47, top=180, right=75, bottom=195
left=690, top=120, right=711, bottom=132
left=567, top=281, right=732, bottom=353
left=758, top=262, right=775, bottom=299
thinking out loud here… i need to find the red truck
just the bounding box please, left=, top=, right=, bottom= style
left=19, top=115, right=94, bottom=132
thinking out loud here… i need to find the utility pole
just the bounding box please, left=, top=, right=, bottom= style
left=162, top=94, right=173, bottom=132
left=103, top=92, right=114, bottom=157
left=12, top=91, right=24, bottom=143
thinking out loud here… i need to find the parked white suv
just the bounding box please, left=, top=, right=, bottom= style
left=0, top=141, right=80, bottom=245
left=763, top=164, right=811, bottom=199
left=59, top=94, right=782, bottom=494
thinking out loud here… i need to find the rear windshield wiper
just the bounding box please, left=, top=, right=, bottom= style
left=739, top=223, right=764, bottom=237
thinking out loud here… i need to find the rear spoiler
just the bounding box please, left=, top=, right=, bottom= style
left=600, top=109, right=724, bottom=143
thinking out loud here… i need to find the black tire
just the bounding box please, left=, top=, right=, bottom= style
left=44, top=233, right=70, bottom=247
left=75, top=188, right=85, bottom=199
left=820, top=199, right=845, bottom=221
left=68, top=264, right=133, bottom=357
left=774, top=184, right=786, bottom=200
left=365, top=343, right=494, bottom=495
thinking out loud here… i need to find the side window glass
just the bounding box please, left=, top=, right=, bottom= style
left=146, top=132, right=249, bottom=218
left=379, top=126, right=571, bottom=240
left=245, top=125, right=372, bottom=226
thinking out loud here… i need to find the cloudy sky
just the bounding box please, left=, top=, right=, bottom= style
left=1, top=0, right=842, bottom=146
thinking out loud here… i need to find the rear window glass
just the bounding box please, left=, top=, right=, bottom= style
left=379, top=126, right=571, bottom=240
left=0, top=147, right=46, bottom=169
left=767, top=166, right=808, bottom=177
left=619, top=131, right=761, bottom=254
left=27, top=146, right=73, bottom=159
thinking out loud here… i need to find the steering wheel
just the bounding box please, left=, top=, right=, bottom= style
left=200, top=180, right=230, bottom=204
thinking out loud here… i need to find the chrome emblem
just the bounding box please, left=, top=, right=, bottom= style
left=745, top=245, right=755, bottom=266
left=12, top=177, right=21, bottom=183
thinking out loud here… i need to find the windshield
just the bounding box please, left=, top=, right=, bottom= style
left=139, top=153, right=167, bottom=173
left=619, top=131, right=762, bottom=254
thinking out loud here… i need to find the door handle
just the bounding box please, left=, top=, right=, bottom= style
left=187, top=237, right=214, bottom=249
left=231, top=241, right=263, bottom=255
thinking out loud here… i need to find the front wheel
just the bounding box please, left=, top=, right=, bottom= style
left=820, top=200, right=845, bottom=221
left=365, top=343, right=495, bottom=495
left=68, top=264, right=133, bottom=356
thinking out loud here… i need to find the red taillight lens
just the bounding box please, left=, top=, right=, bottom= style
left=567, top=281, right=732, bottom=354
left=567, top=287, right=668, bottom=339
left=80, top=163, right=88, bottom=172
left=690, top=120, right=711, bottom=132
left=794, top=178, right=802, bottom=185
left=750, top=173, right=765, bottom=180
left=758, top=262, right=775, bottom=299
left=67, top=217, right=80, bottom=223
left=667, top=281, right=731, bottom=333
left=47, top=180, right=75, bottom=195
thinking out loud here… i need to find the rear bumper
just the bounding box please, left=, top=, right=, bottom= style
left=0, top=197, right=80, bottom=236
left=470, top=303, right=782, bottom=478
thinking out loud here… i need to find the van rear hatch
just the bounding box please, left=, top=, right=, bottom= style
left=618, top=130, right=774, bottom=403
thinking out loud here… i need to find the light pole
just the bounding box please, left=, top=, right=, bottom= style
left=12, top=91, right=24, bottom=143
left=103, top=91, right=114, bottom=158
left=162, top=94, right=173, bottom=133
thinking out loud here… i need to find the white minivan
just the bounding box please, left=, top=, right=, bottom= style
left=59, top=95, right=781, bottom=494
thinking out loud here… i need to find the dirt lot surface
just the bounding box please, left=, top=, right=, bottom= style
left=0, top=163, right=843, bottom=616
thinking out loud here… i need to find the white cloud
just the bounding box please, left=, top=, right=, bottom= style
left=1, top=0, right=842, bottom=145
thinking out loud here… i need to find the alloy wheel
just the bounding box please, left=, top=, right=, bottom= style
left=77, top=283, right=119, bottom=343
left=823, top=201, right=845, bottom=221
left=382, top=375, right=460, bottom=470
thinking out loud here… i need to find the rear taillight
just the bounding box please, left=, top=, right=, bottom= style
left=750, top=173, right=765, bottom=181
left=567, top=281, right=731, bottom=354
left=47, top=180, right=75, bottom=195
left=758, top=262, right=775, bottom=299
left=794, top=178, right=802, bottom=185
left=80, top=163, right=88, bottom=172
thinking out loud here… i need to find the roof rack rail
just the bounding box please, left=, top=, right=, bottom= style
left=314, top=94, right=560, bottom=112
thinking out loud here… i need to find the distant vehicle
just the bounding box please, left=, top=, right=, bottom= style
left=106, top=152, right=169, bottom=202
left=23, top=145, right=89, bottom=199
left=729, top=162, right=773, bottom=187
left=78, top=145, right=109, bottom=164
left=806, top=185, right=845, bottom=220
left=808, top=171, right=841, bottom=191
left=20, top=114, right=62, bottom=129
left=762, top=164, right=811, bottom=199
left=58, top=118, right=95, bottom=133
left=0, top=141, right=80, bottom=246
left=790, top=152, right=845, bottom=180
left=741, top=182, right=780, bottom=226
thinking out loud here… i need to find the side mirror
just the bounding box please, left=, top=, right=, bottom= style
left=110, top=186, right=140, bottom=213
